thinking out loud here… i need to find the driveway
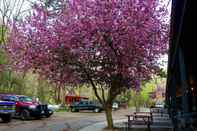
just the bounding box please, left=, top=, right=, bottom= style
left=0, top=108, right=133, bottom=131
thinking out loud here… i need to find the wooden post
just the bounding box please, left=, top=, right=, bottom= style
left=170, top=72, right=178, bottom=131
left=178, top=47, right=189, bottom=113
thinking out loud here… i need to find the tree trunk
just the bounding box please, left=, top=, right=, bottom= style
left=57, top=86, right=61, bottom=104
left=105, top=105, right=113, bottom=129
left=54, top=86, right=61, bottom=104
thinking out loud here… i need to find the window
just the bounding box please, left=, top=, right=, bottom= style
left=2, top=96, right=17, bottom=102
left=19, top=96, right=32, bottom=102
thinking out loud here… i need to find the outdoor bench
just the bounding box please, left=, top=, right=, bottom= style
left=126, top=112, right=153, bottom=130
left=150, top=107, right=166, bottom=117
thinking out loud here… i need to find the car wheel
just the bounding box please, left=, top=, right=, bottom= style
left=94, top=108, right=100, bottom=113
left=35, top=117, right=42, bottom=120
left=45, top=114, right=52, bottom=118
left=1, top=115, right=11, bottom=123
left=21, top=110, right=30, bottom=120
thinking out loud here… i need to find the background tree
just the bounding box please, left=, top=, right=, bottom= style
left=0, top=0, right=32, bottom=90
left=7, top=0, right=169, bottom=128
left=0, top=0, right=57, bottom=104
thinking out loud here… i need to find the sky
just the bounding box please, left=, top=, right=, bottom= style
left=0, top=0, right=33, bottom=24
left=1, top=0, right=172, bottom=19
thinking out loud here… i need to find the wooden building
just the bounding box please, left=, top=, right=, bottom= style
left=166, top=0, right=197, bottom=129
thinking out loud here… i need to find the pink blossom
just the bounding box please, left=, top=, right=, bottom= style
left=7, top=0, right=169, bottom=89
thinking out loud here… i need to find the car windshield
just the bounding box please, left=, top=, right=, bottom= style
left=19, top=96, right=32, bottom=102
left=2, top=96, right=17, bottom=101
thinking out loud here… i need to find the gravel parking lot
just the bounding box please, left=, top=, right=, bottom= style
left=0, top=109, right=132, bottom=131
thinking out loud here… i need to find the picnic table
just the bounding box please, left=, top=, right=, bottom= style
left=150, top=107, right=166, bottom=117
left=126, top=112, right=153, bottom=130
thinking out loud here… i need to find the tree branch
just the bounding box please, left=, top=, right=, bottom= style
left=82, top=66, right=104, bottom=105
left=107, top=87, right=119, bottom=104
left=103, top=34, right=123, bottom=69
left=100, top=85, right=106, bottom=103
left=103, top=34, right=119, bottom=58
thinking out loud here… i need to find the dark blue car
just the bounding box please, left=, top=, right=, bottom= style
left=0, top=100, right=15, bottom=122
left=70, top=100, right=103, bottom=113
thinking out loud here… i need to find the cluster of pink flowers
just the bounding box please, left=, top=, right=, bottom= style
left=7, top=0, right=169, bottom=89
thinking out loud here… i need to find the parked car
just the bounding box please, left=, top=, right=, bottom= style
left=155, top=102, right=164, bottom=108
left=0, top=94, right=53, bottom=120
left=70, top=100, right=103, bottom=113
left=48, top=104, right=61, bottom=111
left=0, top=100, right=15, bottom=122
left=112, top=102, right=119, bottom=110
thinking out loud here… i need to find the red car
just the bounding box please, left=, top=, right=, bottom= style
left=0, top=94, right=53, bottom=120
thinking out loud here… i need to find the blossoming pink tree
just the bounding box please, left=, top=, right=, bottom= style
left=7, top=0, right=169, bottom=128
